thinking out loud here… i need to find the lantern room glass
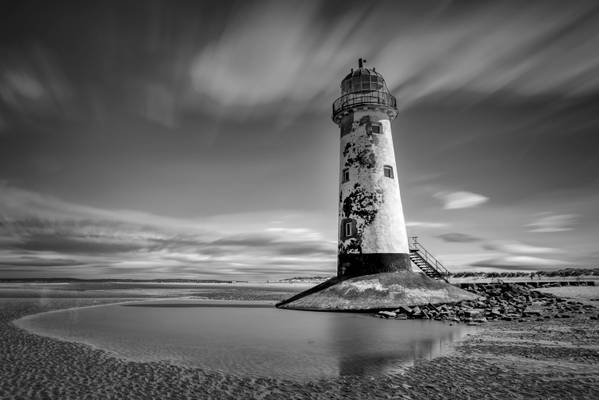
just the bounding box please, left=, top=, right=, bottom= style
left=341, top=75, right=385, bottom=95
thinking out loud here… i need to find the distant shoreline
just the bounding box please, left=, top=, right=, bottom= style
left=2, top=267, right=597, bottom=284
left=0, top=278, right=244, bottom=284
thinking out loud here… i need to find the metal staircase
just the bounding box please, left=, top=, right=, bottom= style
left=409, top=236, right=450, bottom=282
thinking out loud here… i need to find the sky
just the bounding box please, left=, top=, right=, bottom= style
left=0, top=0, right=598, bottom=280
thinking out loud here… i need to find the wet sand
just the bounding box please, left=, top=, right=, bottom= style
left=1, top=294, right=599, bottom=399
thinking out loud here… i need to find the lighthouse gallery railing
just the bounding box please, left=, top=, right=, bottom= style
left=332, top=91, right=397, bottom=117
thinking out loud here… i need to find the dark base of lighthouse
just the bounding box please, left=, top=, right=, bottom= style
left=337, top=253, right=411, bottom=279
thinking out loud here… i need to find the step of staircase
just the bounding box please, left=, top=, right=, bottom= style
left=409, top=250, right=447, bottom=281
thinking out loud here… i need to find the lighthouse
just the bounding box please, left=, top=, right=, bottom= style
left=332, top=58, right=410, bottom=279
left=275, top=59, right=474, bottom=311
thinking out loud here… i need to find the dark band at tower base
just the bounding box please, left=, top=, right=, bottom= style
left=337, top=253, right=411, bottom=279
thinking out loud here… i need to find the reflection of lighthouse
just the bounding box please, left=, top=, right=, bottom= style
left=333, top=59, right=410, bottom=279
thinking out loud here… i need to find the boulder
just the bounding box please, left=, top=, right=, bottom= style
left=396, top=305, right=413, bottom=315
left=378, top=311, right=396, bottom=318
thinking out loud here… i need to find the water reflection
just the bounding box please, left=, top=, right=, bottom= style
left=15, top=300, right=471, bottom=380
left=329, top=313, right=466, bottom=376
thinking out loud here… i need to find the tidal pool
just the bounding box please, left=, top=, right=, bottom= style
left=15, top=300, right=472, bottom=380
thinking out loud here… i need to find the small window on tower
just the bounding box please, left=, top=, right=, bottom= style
left=342, top=168, right=350, bottom=183
left=384, top=165, right=394, bottom=179
left=344, top=221, right=353, bottom=237
left=371, top=123, right=382, bottom=134
left=341, top=218, right=356, bottom=239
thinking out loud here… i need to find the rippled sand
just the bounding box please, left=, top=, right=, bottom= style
left=1, top=292, right=599, bottom=399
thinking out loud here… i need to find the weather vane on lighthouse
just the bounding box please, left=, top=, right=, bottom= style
left=332, top=58, right=411, bottom=278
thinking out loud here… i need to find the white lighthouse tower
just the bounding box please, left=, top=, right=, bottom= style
left=332, top=59, right=410, bottom=279
left=275, top=59, right=474, bottom=310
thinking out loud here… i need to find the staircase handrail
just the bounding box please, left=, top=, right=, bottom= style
left=409, top=237, right=451, bottom=276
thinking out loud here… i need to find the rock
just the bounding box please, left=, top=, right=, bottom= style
left=378, top=311, right=396, bottom=318
left=396, top=306, right=412, bottom=315
left=366, top=279, right=596, bottom=323
left=522, top=307, right=542, bottom=317
left=463, top=309, right=483, bottom=318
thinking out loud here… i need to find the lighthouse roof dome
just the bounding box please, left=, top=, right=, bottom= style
left=340, top=58, right=390, bottom=95
left=342, top=66, right=385, bottom=81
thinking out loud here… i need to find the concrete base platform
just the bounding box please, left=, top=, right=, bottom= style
left=276, top=271, right=478, bottom=311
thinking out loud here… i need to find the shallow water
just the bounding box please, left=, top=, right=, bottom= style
left=15, top=299, right=472, bottom=380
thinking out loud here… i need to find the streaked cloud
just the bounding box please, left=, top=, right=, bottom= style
left=472, top=255, right=568, bottom=271
left=483, top=241, right=562, bottom=255
left=437, top=232, right=480, bottom=243
left=526, top=213, right=579, bottom=233
left=406, top=221, right=449, bottom=229
left=468, top=239, right=568, bottom=272
left=0, top=1, right=598, bottom=278
left=2, top=1, right=599, bottom=126
left=375, top=1, right=599, bottom=102
left=188, top=0, right=362, bottom=115
left=0, top=46, right=74, bottom=121
left=2, top=71, right=44, bottom=99
left=434, top=191, right=489, bottom=210
left=187, top=0, right=599, bottom=117
left=0, top=184, right=335, bottom=280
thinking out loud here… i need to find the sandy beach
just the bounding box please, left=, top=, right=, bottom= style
left=1, top=285, right=599, bottom=399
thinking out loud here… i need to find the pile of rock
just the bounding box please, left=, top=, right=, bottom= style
left=375, top=282, right=597, bottom=324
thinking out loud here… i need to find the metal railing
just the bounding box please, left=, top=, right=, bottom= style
left=409, top=236, right=451, bottom=277
left=332, top=91, right=397, bottom=119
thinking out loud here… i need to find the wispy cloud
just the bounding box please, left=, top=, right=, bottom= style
left=406, top=221, right=449, bottom=229
left=188, top=1, right=364, bottom=115
left=483, top=241, right=562, bottom=255
left=375, top=1, right=599, bottom=102
left=469, top=239, right=567, bottom=272
left=0, top=184, right=334, bottom=280
left=3, top=1, right=599, bottom=127
left=472, top=255, right=568, bottom=271
left=434, top=191, right=489, bottom=210
left=526, top=213, right=579, bottom=233
left=437, top=232, right=481, bottom=243
left=187, top=0, right=599, bottom=117
left=0, top=46, right=74, bottom=122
